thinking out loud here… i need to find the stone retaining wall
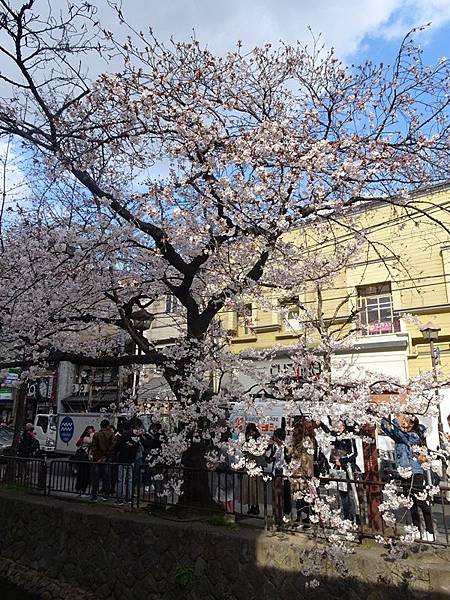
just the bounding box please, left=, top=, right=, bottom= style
left=0, top=492, right=449, bottom=600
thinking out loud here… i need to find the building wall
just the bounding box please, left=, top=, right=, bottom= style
left=226, top=185, right=450, bottom=382
left=56, top=362, right=76, bottom=413
left=145, top=296, right=186, bottom=347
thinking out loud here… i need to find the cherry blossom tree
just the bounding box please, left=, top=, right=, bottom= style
left=0, top=0, right=449, bottom=508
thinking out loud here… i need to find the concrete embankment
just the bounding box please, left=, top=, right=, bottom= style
left=0, top=492, right=448, bottom=600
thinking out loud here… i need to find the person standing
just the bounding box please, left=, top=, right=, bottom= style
left=242, top=422, right=266, bottom=515
left=267, top=428, right=292, bottom=527
left=330, top=420, right=359, bottom=523
left=17, top=423, right=40, bottom=485
left=290, top=418, right=318, bottom=527
left=89, top=419, right=116, bottom=502
left=142, top=421, right=166, bottom=495
left=214, top=429, right=235, bottom=514
left=131, top=418, right=145, bottom=490
left=74, top=425, right=94, bottom=496
left=18, top=423, right=40, bottom=458
left=114, top=420, right=139, bottom=505
left=381, top=414, right=435, bottom=541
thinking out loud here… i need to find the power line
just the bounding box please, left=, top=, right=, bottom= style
left=302, top=197, right=450, bottom=253
left=213, top=273, right=450, bottom=316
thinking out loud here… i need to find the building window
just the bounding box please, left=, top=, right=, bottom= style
left=72, top=367, right=118, bottom=396
left=279, top=296, right=302, bottom=332
left=93, top=368, right=115, bottom=385
left=238, top=303, right=254, bottom=335
left=357, top=283, right=399, bottom=336
left=165, top=294, right=181, bottom=314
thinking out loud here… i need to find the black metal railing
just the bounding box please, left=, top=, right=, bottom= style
left=48, top=460, right=136, bottom=505
left=135, top=465, right=271, bottom=519
left=0, top=456, right=47, bottom=491
left=0, top=456, right=448, bottom=546
left=134, top=465, right=450, bottom=546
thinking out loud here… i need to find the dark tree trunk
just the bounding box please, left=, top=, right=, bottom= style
left=164, top=342, right=221, bottom=509
left=180, top=442, right=216, bottom=507
left=11, top=382, right=28, bottom=456
left=6, top=382, right=28, bottom=484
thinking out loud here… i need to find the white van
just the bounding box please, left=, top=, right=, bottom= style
left=34, top=412, right=154, bottom=455
left=55, top=413, right=111, bottom=455
left=33, top=414, right=58, bottom=453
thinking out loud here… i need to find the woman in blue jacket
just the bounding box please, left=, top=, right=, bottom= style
left=381, top=415, right=434, bottom=541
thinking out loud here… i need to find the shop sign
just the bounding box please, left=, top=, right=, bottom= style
left=27, top=376, right=55, bottom=403
left=0, top=388, right=13, bottom=401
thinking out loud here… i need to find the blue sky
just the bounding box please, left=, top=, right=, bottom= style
left=354, top=19, right=449, bottom=67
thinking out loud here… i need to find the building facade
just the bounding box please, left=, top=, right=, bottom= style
left=219, top=184, right=450, bottom=438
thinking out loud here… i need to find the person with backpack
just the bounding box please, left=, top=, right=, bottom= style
left=381, top=414, right=435, bottom=541
left=114, top=420, right=139, bottom=505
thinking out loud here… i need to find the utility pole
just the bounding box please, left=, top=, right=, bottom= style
left=87, top=368, right=95, bottom=412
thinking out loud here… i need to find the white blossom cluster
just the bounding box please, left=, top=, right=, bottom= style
left=378, top=482, right=413, bottom=528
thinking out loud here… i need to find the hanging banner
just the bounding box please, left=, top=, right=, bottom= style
left=0, top=368, right=21, bottom=402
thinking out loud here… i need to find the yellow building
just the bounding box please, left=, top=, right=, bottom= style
left=138, top=187, right=450, bottom=436
left=222, top=184, right=450, bottom=396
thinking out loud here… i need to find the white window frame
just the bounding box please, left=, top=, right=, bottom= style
left=357, top=284, right=397, bottom=336
left=279, top=296, right=302, bottom=332
left=165, top=294, right=181, bottom=314
left=238, top=303, right=254, bottom=335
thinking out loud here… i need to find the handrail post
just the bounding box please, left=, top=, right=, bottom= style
left=136, top=464, right=142, bottom=509
left=47, top=460, right=53, bottom=497
left=38, top=455, right=47, bottom=494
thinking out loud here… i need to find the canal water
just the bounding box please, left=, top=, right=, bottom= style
left=0, top=579, right=42, bottom=599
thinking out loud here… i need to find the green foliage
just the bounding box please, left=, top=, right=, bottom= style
left=206, top=514, right=238, bottom=529
left=175, top=564, right=194, bottom=590
left=0, top=483, right=27, bottom=492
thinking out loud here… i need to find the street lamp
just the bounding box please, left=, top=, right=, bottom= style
left=130, top=308, right=154, bottom=398
left=420, top=321, right=441, bottom=376
left=131, top=308, right=154, bottom=331
left=420, top=321, right=444, bottom=442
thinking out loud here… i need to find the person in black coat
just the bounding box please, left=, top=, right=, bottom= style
left=141, top=422, right=167, bottom=496
left=328, top=420, right=359, bottom=523
left=114, top=421, right=139, bottom=504
left=143, top=422, right=165, bottom=463
left=18, top=424, right=40, bottom=458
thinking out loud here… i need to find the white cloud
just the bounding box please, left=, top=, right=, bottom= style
left=377, top=0, right=450, bottom=40
left=96, top=0, right=450, bottom=57
left=0, top=0, right=448, bottom=94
